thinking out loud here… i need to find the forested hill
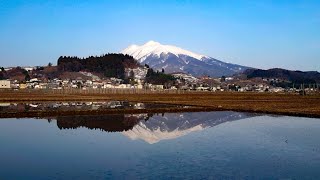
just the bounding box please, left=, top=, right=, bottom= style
left=57, top=54, right=140, bottom=79
left=244, top=68, right=320, bottom=84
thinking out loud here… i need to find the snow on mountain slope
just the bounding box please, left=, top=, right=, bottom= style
left=122, top=41, right=206, bottom=63
left=123, top=123, right=204, bottom=144
left=121, top=41, right=249, bottom=77
left=122, top=111, right=256, bottom=144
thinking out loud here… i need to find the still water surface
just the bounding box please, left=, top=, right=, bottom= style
left=0, top=111, right=320, bottom=179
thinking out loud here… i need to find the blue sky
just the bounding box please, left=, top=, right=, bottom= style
left=0, top=0, right=319, bottom=71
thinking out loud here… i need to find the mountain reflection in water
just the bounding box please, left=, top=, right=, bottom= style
left=51, top=111, right=258, bottom=143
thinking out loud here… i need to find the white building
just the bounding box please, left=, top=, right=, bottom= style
left=136, top=84, right=143, bottom=89
left=126, top=67, right=148, bottom=80
left=0, top=80, right=11, bottom=89
left=171, top=73, right=199, bottom=83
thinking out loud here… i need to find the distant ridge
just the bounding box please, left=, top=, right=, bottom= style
left=244, top=68, right=320, bottom=84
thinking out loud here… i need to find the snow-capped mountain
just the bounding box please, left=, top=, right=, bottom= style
left=122, top=111, right=257, bottom=144
left=121, top=41, right=249, bottom=77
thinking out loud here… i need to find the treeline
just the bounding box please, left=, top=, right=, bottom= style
left=0, top=67, right=30, bottom=81
left=245, top=68, right=320, bottom=84
left=145, top=67, right=176, bottom=85
left=57, top=54, right=139, bottom=79
left=0, top=67, right=4, bottom=80
left=56, top=114, right=147, bottom=132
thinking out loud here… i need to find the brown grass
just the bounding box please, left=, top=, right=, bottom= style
left=0, top=90, right=320, bottom=118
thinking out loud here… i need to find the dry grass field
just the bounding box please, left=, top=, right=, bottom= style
left=0, top=90, right=320, bottom=118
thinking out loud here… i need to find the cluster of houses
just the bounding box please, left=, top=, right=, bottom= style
left=0, top=66, right=319, bottom=93
left=0, top=68, right=162, bottom=91
left=0, top=77, right=317, bottom=93
left=0, top=78, right=147, bottom=90
left=0, top=77, right=318, bottom=93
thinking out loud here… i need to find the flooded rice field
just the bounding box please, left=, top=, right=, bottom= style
left=0, top=111, right=320, bottom=179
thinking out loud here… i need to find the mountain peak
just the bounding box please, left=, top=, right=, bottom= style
left=144, top=40, right=161, bottom=46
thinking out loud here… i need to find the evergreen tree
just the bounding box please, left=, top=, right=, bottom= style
left=129, top=70, right=135, bottom=80
left=25, top=74, right=31, bottom=81
left=220, top=76, right=226, bottom=82
left=0, top=72, right=4, bottom=80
